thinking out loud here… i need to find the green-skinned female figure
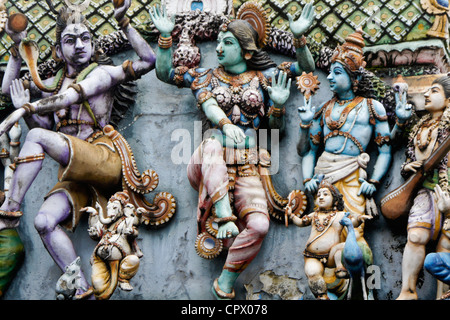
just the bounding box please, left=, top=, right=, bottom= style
left=150, top=2, right=315, bottom=299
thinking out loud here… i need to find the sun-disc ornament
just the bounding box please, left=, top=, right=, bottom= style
left=195, top=232, right=223, bottom=259
left=296, top=72, right=320, bottom=101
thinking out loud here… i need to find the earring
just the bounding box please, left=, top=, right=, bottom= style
left=244, top=52, right=252, bottom=60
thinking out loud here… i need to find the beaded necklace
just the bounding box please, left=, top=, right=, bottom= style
left=313, top=210, right=337, bottom=232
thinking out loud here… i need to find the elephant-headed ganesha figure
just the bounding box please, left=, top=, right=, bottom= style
left=84, top=190, right=145, bottom=300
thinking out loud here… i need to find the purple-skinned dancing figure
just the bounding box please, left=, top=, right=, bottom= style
left=0, top=0, right=156, bottom=299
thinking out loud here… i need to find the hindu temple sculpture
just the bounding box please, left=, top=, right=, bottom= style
left=0, top=0, right=175, bottom=299
left=83, top=190, right=145, bottom=300
left=288, top=179, right=372, bottom=299
left=150, top=1, right=314, bottom=299
left=296, top=28, right=413, bottom=299
left=381, top=74, right=450, bottom=300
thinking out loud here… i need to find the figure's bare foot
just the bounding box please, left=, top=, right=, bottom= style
left=212, top=278, right=235, bottom=300
left=396, top=290, right=418, bottom=300
left=119, top=280, right=134, bottom=291
left=74, top=286, right=94, bottom=300
left=335, top=267, right=349, bottom=279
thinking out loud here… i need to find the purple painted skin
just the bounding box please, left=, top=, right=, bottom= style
left=0, top=0, right=155, bottom=298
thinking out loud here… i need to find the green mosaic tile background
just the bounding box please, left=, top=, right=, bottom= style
left=0, top=0, right=441, bottom=65
left=237, top=0, right=435, bottom=46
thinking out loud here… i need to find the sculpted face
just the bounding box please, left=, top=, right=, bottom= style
left=327, top=62, right=353, bottom=95
left=317, top=187, right=334, bottom=211
left=57, top=23, right=93, bottom=67
left=216, top=31, right=244, bottom=69
left=107, top=200, right=122, bottom=221
left=424, top=83, right=448, bottom=114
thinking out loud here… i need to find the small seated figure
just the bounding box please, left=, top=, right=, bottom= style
left=288, top=180, right=372, bottom=299
left=83, top=190, right=145, bottom=299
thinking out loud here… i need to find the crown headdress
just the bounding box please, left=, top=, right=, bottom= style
left=331, top=28, right=366, bottom=73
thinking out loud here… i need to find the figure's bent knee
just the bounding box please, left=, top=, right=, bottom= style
left=249, top=214, right=269, bottom=238
left=34, top=212, right=55, bottom=235
left=407, top=228, right=430, bottom=246
left=203, top=138, right=223, bottom=155
left=26, top=128, right=47, bottom=143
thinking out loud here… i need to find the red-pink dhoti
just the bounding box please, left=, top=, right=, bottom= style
left=187, top=138, right=270, bottom=273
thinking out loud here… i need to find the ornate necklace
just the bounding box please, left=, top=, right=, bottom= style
left=416, top=116, right=441, bottom=151
left=324, top=96, right=364, bottom=130
left=213, top=66, right=258, bottom=87
left=313, top=210, right=337, bottom=232
left=336, top=97, right=355, bottom=106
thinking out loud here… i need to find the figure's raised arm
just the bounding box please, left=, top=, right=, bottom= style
left=113, top=0, right=156, bottom=80
left=149, top=4, right=176, bottom=84
left=287, top=2, right=316, bottom=75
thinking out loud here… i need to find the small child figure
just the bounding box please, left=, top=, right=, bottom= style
left=288, top=180, right=372, bottom=299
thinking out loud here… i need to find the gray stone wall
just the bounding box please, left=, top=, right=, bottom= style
left=2, top=42, right=439, bottom=300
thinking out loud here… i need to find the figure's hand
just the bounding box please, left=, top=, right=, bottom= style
left=304, top=176, right=320, bottom=193
left=358, top=214, right=373, bottom=223
left=403, top=160, right=423, bottom=173
left=222, top=123, right=246, bottom=145
left=5, top=21, right=27, bottom=46
left=217, top=221, right=239, bottom=239
left=287, top=2, right=315, bottom=38
left=298, top=96, right=316, bottom=125
left=0, top=108, right=26, bottom=138
left=268, top=71, right=291, bottom=107
left=434, top=184, right=450, bottom=215
left=10, top=79, right=30, bottom=110
left=394, top=91, right=412, bottom=124
left=358, top=178, right=376, bottom=197
left=149, top=4, right=175, bottom=37
left=113, top=0, right=131, bottom=23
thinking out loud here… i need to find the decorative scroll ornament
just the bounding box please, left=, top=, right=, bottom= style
left=296, top=72, right=320, bottom=101
left=236, top=1, right=271, bottom=48
left=103, top=125, right=176, bottom=227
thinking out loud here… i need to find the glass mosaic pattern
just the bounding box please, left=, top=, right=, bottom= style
left=0, top=0, right=443, bottom=65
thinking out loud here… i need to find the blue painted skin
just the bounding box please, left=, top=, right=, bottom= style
left=424, top=252, right=450, bottom=285
left=299, top=62, right=412, bottom=196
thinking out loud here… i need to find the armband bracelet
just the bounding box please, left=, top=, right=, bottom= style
left=122, top=60, right=139, bottom=81
left=214, top=215, right=237, bottom=224
left=10, top=45, right=19, bottom=58
left=303, top=178, right=311, bottom=184
left=299, top=121, right=312, bottom=129
left=118, top=17, right=130, bottom=29
left=268, top=105, right=285, bottom=117
left=293, top=35, right=307, bottom=48
left=395, top=119, right=407, bottom=129
left=21, top=103, right=36, bottom=115
left=368, top=179, right=380, bottom=186
left=218, top=117, right=232, bottom=130
left=158, top=35, right=173, bottom=49
left=302, top=215, right=312, bottom=225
